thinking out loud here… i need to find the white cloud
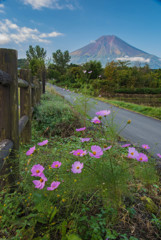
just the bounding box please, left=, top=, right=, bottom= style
left=48, top=31, right=63, bottom=37
left=90, top=40, right=96, bottom=44
left=23, top=0, right=53, bottom=9
left=0, top=3, right=5, bottom=13
left=0, top=19, right=63, bottom=45
left=116, top=56, right=150, bottom=63
left=0, top=34, right=10, bottom=44
left=23, top=0, right=78, bottom=10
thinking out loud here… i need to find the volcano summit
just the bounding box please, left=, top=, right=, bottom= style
left=70, top=35, right=161, bottom=69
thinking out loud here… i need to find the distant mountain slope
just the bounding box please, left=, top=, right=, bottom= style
left=70, top=35, right=161, bottom=68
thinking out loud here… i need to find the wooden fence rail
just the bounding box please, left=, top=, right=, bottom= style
left=0, top=48, right=45, bottom=185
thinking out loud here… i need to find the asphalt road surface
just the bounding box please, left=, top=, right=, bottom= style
left=50, top=85, right=161, bottom=156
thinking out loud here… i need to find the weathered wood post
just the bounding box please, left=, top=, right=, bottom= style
left=0, top=48, right=19, bottom=183
left=31, top=75, right=35, bottom=107
left=42, top=69, right=46, bottom=94
left=33, top=76, right=38, bottom=104
left=19, top=69, right=32, bottom=143
left=39, top=80, right=42, bottom=101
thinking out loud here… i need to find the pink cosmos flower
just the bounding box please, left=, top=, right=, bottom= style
left=128, top=147, right=139, bottom=159
left=157, top=153, right=161, bottom=158
left=91, top=117, right=101, bottom=124
left=142, top=144, right=150, bottom=149
left=95, top=110, right=111, bottom=117
left=37, top=140, right=48, bottom=146
left=70, top=150, right=75, bottom=154
left=76, top=127, right=86, bottom=132
left=71, top=161, right=84, bottom=174
left=88, top=71, right=92, bottom=74
left=103, top=145, right=112, bottom=151
left=80, top=138, right=91, bottom=142
left=98, top=75, right=102, bottom=78
left=33, top=173, right=47, bottom=190
left=83, top=70, right=87, bottom=73
left=89, top=145, right=103, bottom=158
left=121, top=144, right=131, bottom=148
left=51, top=161, right=62, bottom=168
left=73, top=149, right=87, bottom=157
left=26, top=146, right=35, bottom=156
left=47, top=181, right=61, bottom=191
left=136, top=153, right=148, bottom=162
left=31, top=164, right=44, bottom=177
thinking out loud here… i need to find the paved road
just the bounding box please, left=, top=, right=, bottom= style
left=51, top=85, right=161, bottom=156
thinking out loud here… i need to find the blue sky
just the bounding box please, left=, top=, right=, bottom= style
left=0, top=0, right=161, bottom=60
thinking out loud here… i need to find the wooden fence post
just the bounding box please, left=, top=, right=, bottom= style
left=31, top=75, right=35, bottom=107
left=38, top=80, right=42, bottom=101
left=0, top=48, right=19, bottom=183
left=19, top=69, right=32, bottom=144
left=42, top=69, right=46, bottom=94
left=33, top=76, right=38, bottom=104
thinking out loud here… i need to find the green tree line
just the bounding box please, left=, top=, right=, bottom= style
left=18, top=45, right=161, bottom=94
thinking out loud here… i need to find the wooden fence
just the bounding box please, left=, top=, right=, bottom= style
left=0, top=48, right=45, bottom=185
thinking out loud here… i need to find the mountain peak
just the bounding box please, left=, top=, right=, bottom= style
left=70, top=35, right=161, bottom=68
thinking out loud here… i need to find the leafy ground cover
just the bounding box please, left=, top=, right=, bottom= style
left=0, top=90, right=161, bottom=240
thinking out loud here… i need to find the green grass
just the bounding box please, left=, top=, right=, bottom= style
left=33, top=87, right=81, bottom=137
left=96, top=98, right=161, bottom=120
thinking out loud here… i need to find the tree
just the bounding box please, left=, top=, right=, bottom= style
left=104, top=61, right=118, bottom=90
left=82, top=60, right=102, bottom=80
left=26, top=45, right=46, bottom=61
left=18, top=58, right=29, bottom=69
left=47, top=63, right=61, bottom=81
left=52, top=49, right=71, bottom=74
left=26, top=45, right=46, bottom=76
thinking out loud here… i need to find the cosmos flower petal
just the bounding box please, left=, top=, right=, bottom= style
left=76, top=127, right=86, bottom=132
left=37, top=140, right=48, bottom=146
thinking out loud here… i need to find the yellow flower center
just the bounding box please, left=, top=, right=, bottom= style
left=76, top=166, right=80, bottom=169
left=40, top=179, right=43, bottom=182
left=93, top=151, right=97, bottom=155
left=131, top=152, right=134, bottom=155
left=144, top=146, right=147, bottom=148
left=55, top=164, right=58, bottom=167
left=77, top=152, right=80, bottom=155
left=140, top=157, right=143, bottom=161
left=36, top=170, right=40, bottom=173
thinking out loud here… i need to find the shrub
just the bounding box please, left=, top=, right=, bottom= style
left=33, top=90, right=81, bottom=137
left=115, top=88, right=161, bottom=94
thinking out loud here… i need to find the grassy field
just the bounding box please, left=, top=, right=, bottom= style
left=96, top=97, right=161, bottom=120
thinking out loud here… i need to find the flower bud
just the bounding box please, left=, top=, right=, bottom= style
left=127, top=119, right=131, bottom=124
